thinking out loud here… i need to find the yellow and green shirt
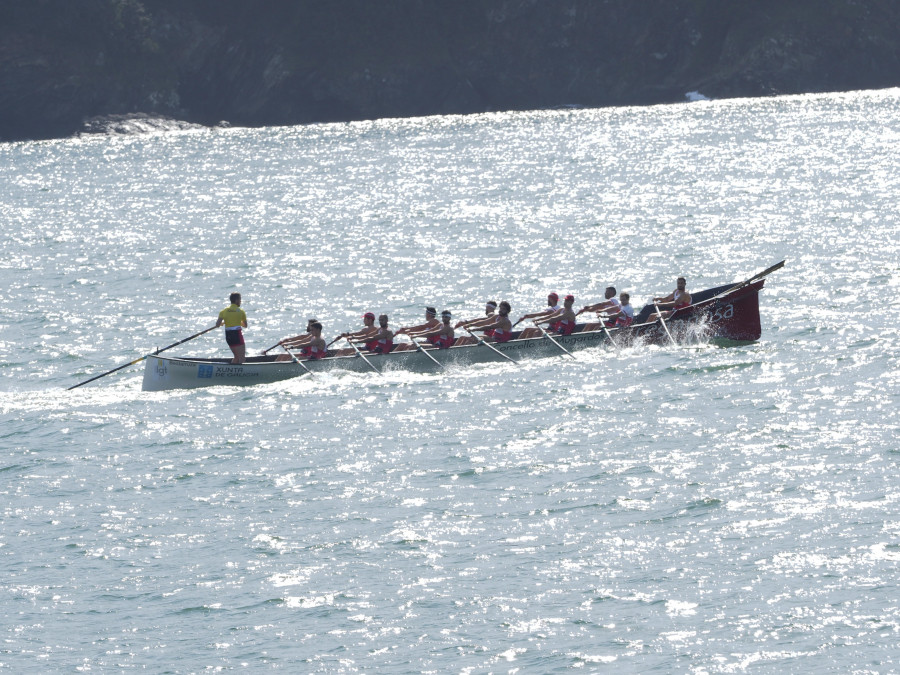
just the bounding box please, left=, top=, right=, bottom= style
left=218, top=304, right=247, bottom=328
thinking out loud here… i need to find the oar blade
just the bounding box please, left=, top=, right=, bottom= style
left=68, top=325, right=217, bottom=390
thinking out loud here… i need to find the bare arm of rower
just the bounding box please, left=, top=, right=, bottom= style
left=340, top=327, right=378, bottom=340
left=349, top=327, right=388, bottom=344
left=410, top=328, right=441, bottom=345
left=455, top=316, right=492, bottom=329
left=533, top=309, right=564, bottom=326
left=282, top=334, right=313, bottom=347
left=517, top=309, right=555, bottom=324
left=470, top=318, right=502, bottom=333
left=578, top=300, right=616, bottom=315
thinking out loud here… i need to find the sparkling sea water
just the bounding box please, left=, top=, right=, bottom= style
left=1, top=89, right=899, bottom=672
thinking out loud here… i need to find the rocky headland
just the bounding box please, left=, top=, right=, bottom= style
left=2, top=0, right=899, bottom=141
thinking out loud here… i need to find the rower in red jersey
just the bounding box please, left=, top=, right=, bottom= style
left=394, top=307, right=441, bottom=343
left=536, top=294, right=577, bottom=335
left=455, top=300, right=498, bottom=338
left=473, top=301, right=513, bottom=343
left=298, top=322, right=327, bottom=360
left=416, top=310, right=455, bottom=349
left=516, top=292, right=560, bottom=327
left=577, top=286, right=620, bottom=324
left=648, top=277, right=692, bottom=322
left=351, top=314, right=394, bottom=354
left=338, top=312, right=379, bottom=350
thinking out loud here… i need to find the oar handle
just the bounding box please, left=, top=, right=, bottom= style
left=261, top=341, right=282, bottom=355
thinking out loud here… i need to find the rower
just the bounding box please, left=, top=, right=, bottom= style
left=517, top=292, right=560, bottom=326
left=277, top=317, right=318, bottom=350
left=351, top=314, right=394, bottom=353
left=416, top=310, right=455, bottom=349
left=297, top=322, right=327, bottom=360
left=394, top=307, right=441, bottom=342
left=517, top=292, right=561, bottom=338
left=472, top=301, right=513, bottom=343
left=611, top=292, right=635, bottom=327
left=577, top=287, right=620, bottom=322
left=648, top=277, right=692, bottom=322
left=455, top=300, right=498, bottom=338
left=535, top=294, right=577, bottom=335
left=339, top=312, right=378, bottom=345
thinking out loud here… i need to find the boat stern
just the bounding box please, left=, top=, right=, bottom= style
left=142, top=355, right=173, bottom=391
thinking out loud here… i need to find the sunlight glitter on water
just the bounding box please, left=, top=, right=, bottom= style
left=2, top=89, right=900, bottom=671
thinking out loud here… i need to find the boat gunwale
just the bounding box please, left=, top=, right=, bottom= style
left=151, top=277, right=764, bottom=368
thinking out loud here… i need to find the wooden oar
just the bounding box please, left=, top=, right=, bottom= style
left=463, top=327, right=519, bottom=364
left=345, top=338, right=382, bottom=375
left=597, top=314, right=618, bottom=350
left=261, top=340, right=282, bottom=355
left=264, top=333, right=344, bottom=355
left=654, top=303, right=677, bottom=346
left=532, top=321, right=576, bottom=359
left=409, top=339, right=446, bottom=371
left=68, top=325, right=217, bottom=390
left=279, top=344, right=314, bottom=377
left=707, top=260, right=786, bottom=303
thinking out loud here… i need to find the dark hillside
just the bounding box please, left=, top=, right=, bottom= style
left=2, top=0, right=899, bottom=140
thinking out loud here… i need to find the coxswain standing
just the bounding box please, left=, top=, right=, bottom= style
left=216, top=292, right=248, bottom=364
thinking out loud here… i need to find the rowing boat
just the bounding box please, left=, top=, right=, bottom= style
left=142, top=262, right=782, bottom=391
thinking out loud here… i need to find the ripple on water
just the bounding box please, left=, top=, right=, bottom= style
left=2, top=89, right=900, bottom=671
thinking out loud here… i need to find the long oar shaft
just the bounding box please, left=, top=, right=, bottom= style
left=68, top=325, right=217, bottom=390
left=533, top=321, right=576, bottom=359
left=280, top=344, right=313, bottom=376
left=598, top=316, right=618, bottom=350
left=654, top=303, right=677, bottom=346
left=410, top=339, right=445, bottom=371
left=464, top=327, right=518, bottom=364
left=345, top=338, right=382, bottom=375
left=708, top=260, right=786, bottom=304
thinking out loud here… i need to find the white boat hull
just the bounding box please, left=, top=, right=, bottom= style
left=141, top=328, right=615, bottom=391
left=140, top=265, right=779, bottom=392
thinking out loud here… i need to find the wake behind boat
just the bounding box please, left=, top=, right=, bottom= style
left=141, top=262, right=783, bottom=392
